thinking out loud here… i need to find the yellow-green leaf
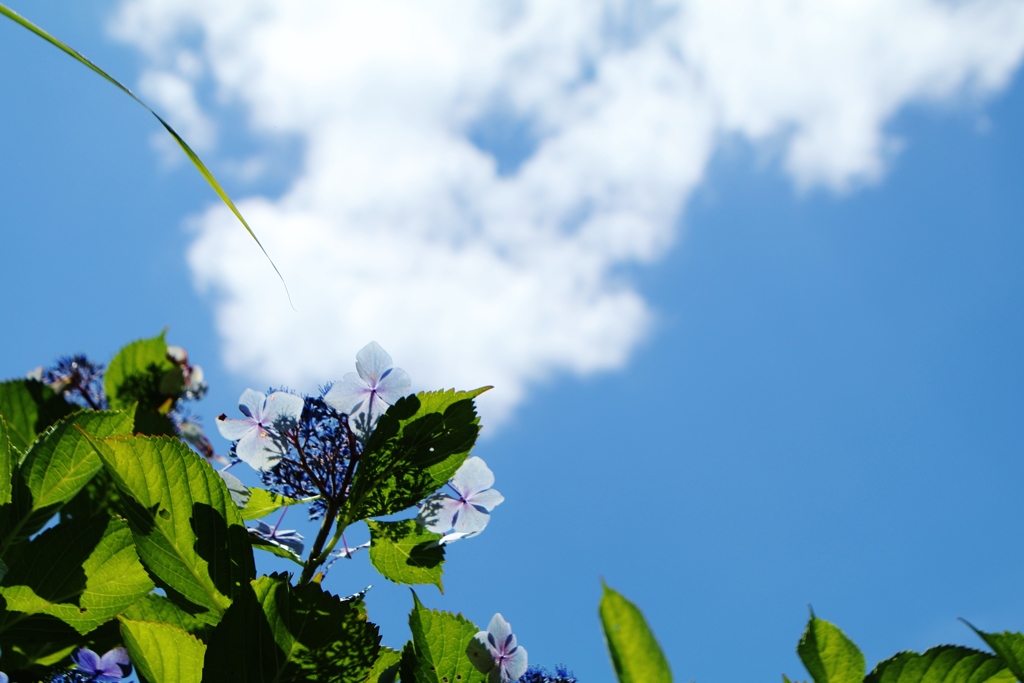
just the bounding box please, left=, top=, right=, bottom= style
left=599, top=583, right=672, bottom=683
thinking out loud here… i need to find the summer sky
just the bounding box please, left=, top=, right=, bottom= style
left=2, top=2, right=1024, bottom=681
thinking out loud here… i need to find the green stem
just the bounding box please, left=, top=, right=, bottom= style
left=298, top=502, right=339, bottom=584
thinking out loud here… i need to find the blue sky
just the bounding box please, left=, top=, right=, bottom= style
left=2, top=2, right=1024, bottom=682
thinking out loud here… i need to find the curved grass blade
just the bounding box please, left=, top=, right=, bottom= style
left=0, top=3, right=293, bottom=306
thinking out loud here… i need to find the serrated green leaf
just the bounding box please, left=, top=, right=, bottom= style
left=346, top=388, right=488, bottom=521
left=91, top=435, right=255, bottom=616
left=24, top=410, right=134, bottom=510
left=599, top=583, right=672, bottom=683
left=120, top=618, right=206, bottom=683
left=0, top=379, right=76, bottom=455
left=240, top=488, right=305, bottom=521
left=104, top=333, right=176, bottom=412
left=0, top=415, right=11, bottom=506
left=0, top=410, right=134, bottom=557
left=204, top=573, right=381, bottom=682
left=0, top=516, right=152, bottom=635
left=0, top=4, right=290, bottom=300
left=796, top=613, right=865, bottom=683
left=367, top=520, right=445, bottom=590
left=367, top=647, right=402, bottom=683
left=122, top=594, right=218, bottom=639
left=399, top=591, right=486, bottom=683
left=966, top=625, right=1024, bottom=683
left=867, top=646, right=1014, bottom=683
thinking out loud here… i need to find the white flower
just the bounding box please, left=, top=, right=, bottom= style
left=324, top=341, right=411, bottom=422
left=416, top=457, right=504, bottom=540
left=466, top=614, right=528, bottom=683
left=216, top=389, right=304, bottom=471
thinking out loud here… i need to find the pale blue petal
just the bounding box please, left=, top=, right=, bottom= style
left=417, top=494, right=462, bottom=533
left=324, top=373, right=371, bottom=415
left=436, top=530, right=477, bottom=545
left=501, top=646, right=528, bottom=682
left=216, top=416, right=256, bottom=441
left=487, top=614, right=514, bottom=648
left=235, top=430, right=284, bottom=471
left=0, top=672, right=9, bottom=683
left=238, top=388, right=267, bottom=419
left=468, top=488, right=504, bottom=511
left=263, top=391, right=305, bottom=428
left=453, top=503, right=491, bottom=534
left=273, top=530, right=305, bottom=555
left=374, top=366, right=411, bottom=405
left=467, top=632, right=497, bottom=674
left=355, top=341, right=393, bottom=387
left=452, top=457, right=495, bottom=497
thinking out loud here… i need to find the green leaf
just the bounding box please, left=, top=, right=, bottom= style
left=0, top=415, right=11, bottom=506
left=0, top=379, right=75, bottom=455
left=399, top=591, right=486, bottom=683
left=203, top=573, right=381, bottom=682
left=23, top=409, right=135, bottom=510
left=0, top=409, right=134, bottom=556
left=0, top=516, right=153, bottom=635
left=0, top=3, right=291, bottom=302
left=91, top=435, right=255, bottom=616
left=104, top=333, right=176, bottom=412
left=122, top=594, right=218, bottom=638
left=599, top=583, right=672, bottom=683
left=796, top=612, right=865, bottom=683
left=966, top=624, right=1024, bottom=683
left=347, top=388, right=488, bottom=521
left=367, top=519, right=445, bottom=590
left=240, top=488, right=305, bottom=521
left=367, top=647, right=402, bottom=683
left=120, top=618, right=206, bottom=683
left=866, top=646, right=1014, bottom=683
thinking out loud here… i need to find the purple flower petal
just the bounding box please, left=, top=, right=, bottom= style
left=72, top=648, right=102, bottom=673
left=238, top=388, right=267, bottom=419
left=467, top=632, right=497, bottom=674
left=98, top=647, right=131, bottom=678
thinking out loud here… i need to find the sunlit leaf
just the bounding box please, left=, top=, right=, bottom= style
left=399, top=591, right=486, bottom=683
left=367, top=519, right=445, bottom=590
left=795, top=612, right=864, bottom=683
left=90, top=435, right=255, bottom=616
left=867, top=646, right=1014, bottom=683
left=120, top=618, right=206, bottom=683
left=599, top=583, right=672, bottom=683
left=0, top=379, right=75, bottom=456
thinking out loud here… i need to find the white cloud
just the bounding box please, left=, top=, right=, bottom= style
left=110, top=0, right=1024, bottom=423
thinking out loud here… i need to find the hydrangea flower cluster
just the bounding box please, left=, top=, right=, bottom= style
left=28, top=355, right=107, bottom=410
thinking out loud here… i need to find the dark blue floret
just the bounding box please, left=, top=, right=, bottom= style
left=258, top=393, right=360, bottom=520
left=520, top=664, right=578, bottom=683
left=42, top=355, right=107, bottom=410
